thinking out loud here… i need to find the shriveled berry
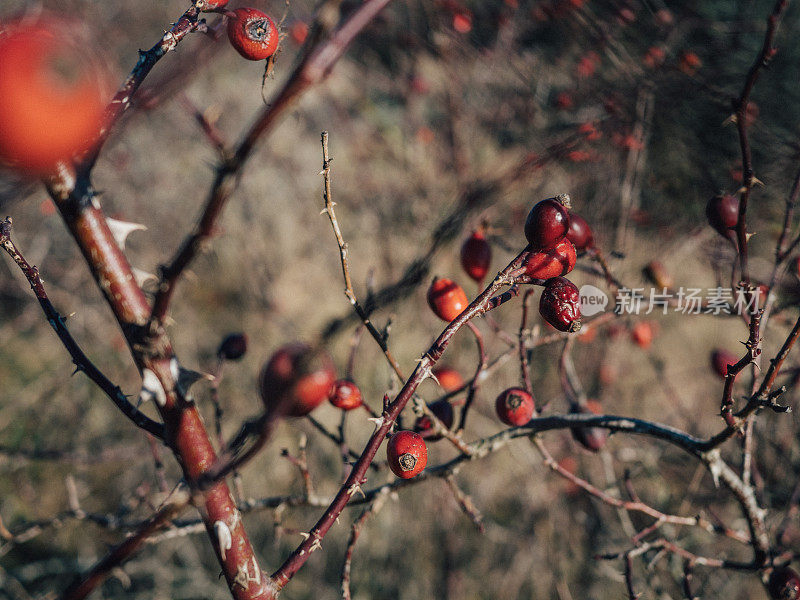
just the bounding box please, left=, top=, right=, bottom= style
left=217, top=332, right=248, bottom=360
left=414, top=400, right=455, bottom=440
left=386, top=431, right=427, bottom=479
left=328, top=379, right=363, bottom=411
left=427, top=277, right=469, bottom=322
left=710, top=349, right=738, bottom=379
left=566, top=212, right=594, bottom=254
left=433, top=366, right=464, bottom=393
left=706, top=194, right=739, bottom=241
left=539, top=277, right=581, bottom=333
left=227, top=7, right=279, bottom=61
left=495, top=387, right=535, bottom=426
left=524, top=238, right=577, bottom=280
left=631, top=322, right=654, bottom=349
left=570, top=400, right=608, bottom=452
left=259, top=343, right=336, bottom=417
left=460, top=230, right=492, bottom=282
left=525, top=196, right=571, bottom=250
left=768, top=567, right=800, bottom=600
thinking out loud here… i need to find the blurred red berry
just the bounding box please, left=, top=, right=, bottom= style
left=433, top=366, right=464, bottom=392
left=217, top=333, right=248, bottom=360
left=427, top=277, right=469, bottom=322
left=711, top=349, right=738, bottom=379
left=0, top=17, right=110, bottom=175
left=460, top=229, right=492, bottom=282
left=566, top=213, right=594, bottom=254
left=679, top=51, right=702, bottom=74
left=555, top=92, right=574, bottom=110
left=328, top=379, right=363, bottom=411
left=706, top=194, right=739, bottom=241
left=631, top=322, right=654, bottom=349
left=768, top=567, right=800, bottom=600
left=387, top=431, right=428, bottom=478
left=259, top=343, right=336, bottom=417
left=290, top=21, right=309, bottom=44
left=571, top=400, right=608, bottom=452
left=643, top=46, right=666, bottom=68
left=453, top=11, right=473, bottom=33
left=414, top=400, right=455, bottom=440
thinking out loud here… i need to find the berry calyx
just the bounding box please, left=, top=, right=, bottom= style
left=0, top=18, right=109, bottom=175
left=706, top=194, right=739, bottom=241
left=566, top=212, right=594, bottom=254
left=524, top=196, right=571, bottom=250
left=710, top=349, right=738, bottom=379
left=258, top=343, right=336, bottom=417
left=570, top=400, right=608, bottom=452
left=227, top=7, right=280, bottom=61
left=495, top=387, right=536, bottom=426
left=427, top=277, right=469, bottom=322
left=328, top=379, right=363, bottom=411
left=460, top=229, right=492, bottom=282
left=195, top=0, right=229, bottom=10
left=414, top=400, right=455, bottom=440
left=432, top=366, right=464, bottom=393
left=217, top=332, right=248, bottom=360
left=768, top=567, right=800, bottom=600
left=523, top=238, right=577, bottom=280
left=539, top=277, right=581, bottom=332
left=386, top=431, right=428, bottom=479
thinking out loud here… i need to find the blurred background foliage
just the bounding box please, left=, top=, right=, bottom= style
left=1, top=0, right=800, bottom=598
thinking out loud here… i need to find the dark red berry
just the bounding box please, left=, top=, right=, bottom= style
left=566, top=212, right=594, bottom=254
left=710, top=349, right=738, bottom=379
left=427, top=277, right=469, bottom=322
left=258, top=343, right=336, bottom=417
left=524, top=238, right=577, bottom=280
left=414, top=400, right=455, bottom=440
left=570, top=400, right=608, bottom=452
left=768, top=567, right=800, bottom=600
left=706, top=194, right=739, bottom=241
left=524, top=196, right=571, bottom=250
left=460, top=230, right=492, bottom=282
left=227, top=7, right=280, bottom=61
left=386, top=431, right=428, bottom=479
left=539, top=277, right=581, bottom=332
left=328, top=379, right=363, bottom=411
left=217, top=333, right=248, bottom=361
left=495, top=387, right=536, bottom=426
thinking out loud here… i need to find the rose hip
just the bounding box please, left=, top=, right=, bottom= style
left=539, top=277, right=581, bottom=333
left=524, top=196, right=571, bottom=250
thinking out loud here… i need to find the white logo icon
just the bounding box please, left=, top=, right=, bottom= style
left=579, top=284, right=608, bottom=316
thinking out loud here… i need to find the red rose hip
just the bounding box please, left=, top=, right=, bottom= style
left=328, top=379, right=363, bottom=411
left=460, top=230, right=492, bottom=282
left=414, top=400, right=455, bottom=440
left=495, top=387, right=536, bottom=426
left=710, top=349, right=737, bottom=379
left=706, top=194, right=739, bottom=241
left=539, top=277, right=581, bottom=332
left=427, top=277, right=469, bottom=322
left=259, top=343, right=336, bottom=417
left=570, top=400, right=608, bottom=452
left=524, top=196, right=571, bottom=250
left=768, top=566, right=800, bottom=600
left=387, top=431, right=428, bottom=478
left=524, top=238, right=577, bottom=280
left=432, top=366, right=464, bottom=392
left=227, top=7, right=280, bottom=61
left=566, top=212, right=594, bottom=254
